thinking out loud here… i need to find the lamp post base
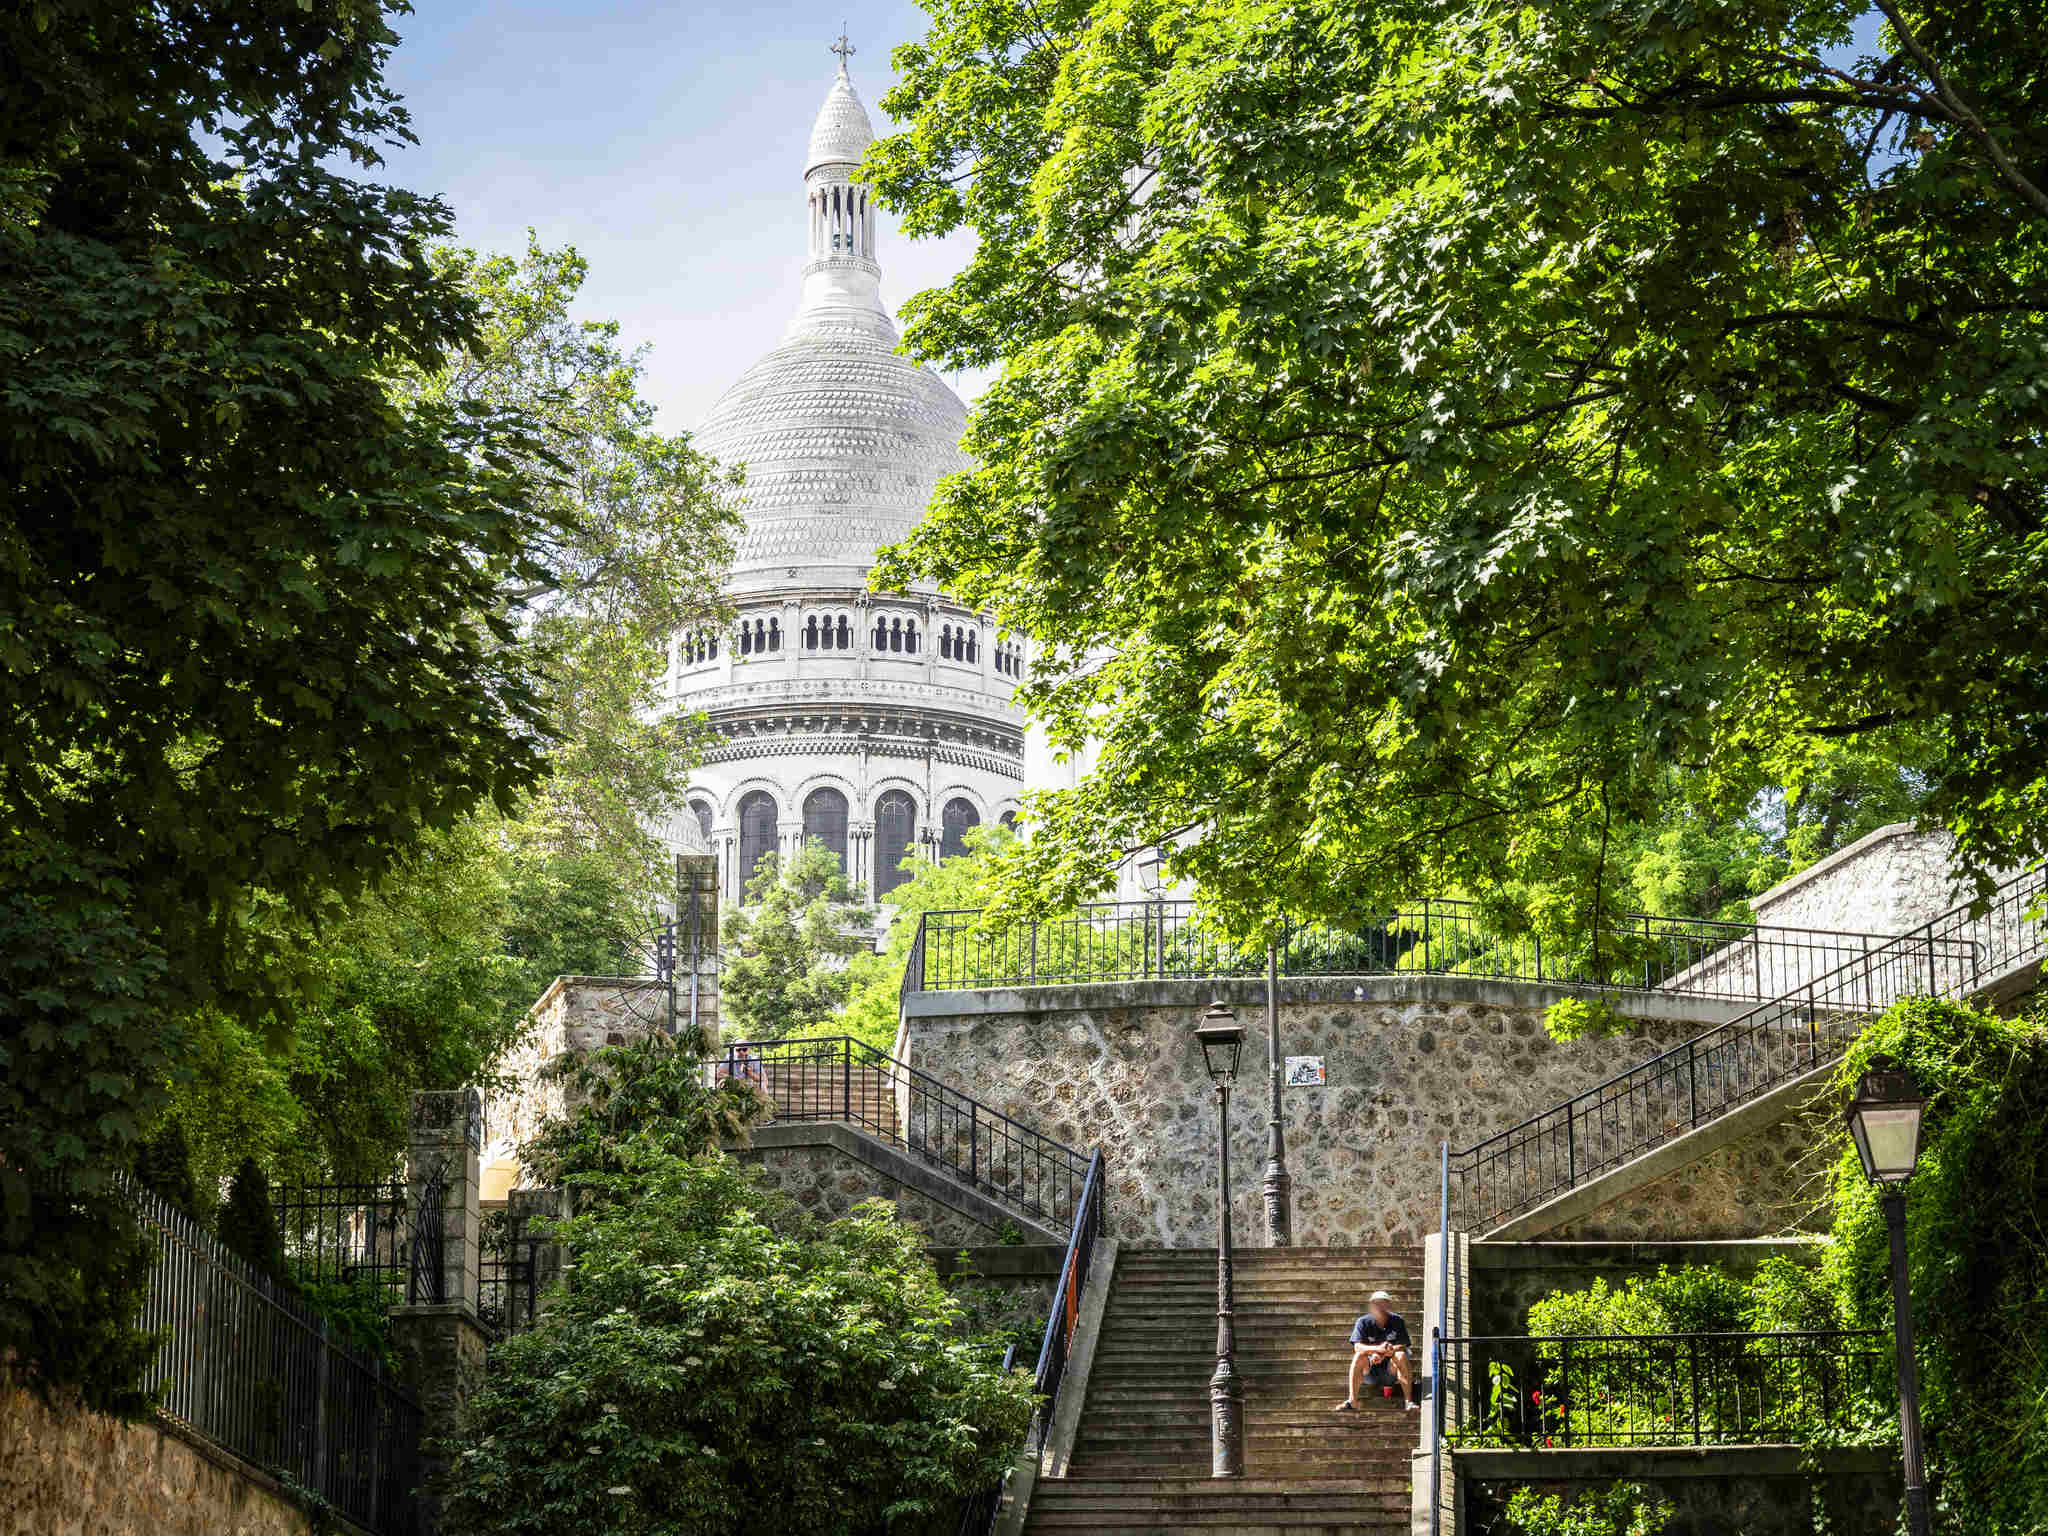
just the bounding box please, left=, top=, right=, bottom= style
left=1210, top=1358, right=1244, bottom=1479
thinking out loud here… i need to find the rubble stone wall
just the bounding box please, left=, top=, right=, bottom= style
left=0, top=1375, right=337, bottom=1536
left=901, top=981, right=1797, bottom=1247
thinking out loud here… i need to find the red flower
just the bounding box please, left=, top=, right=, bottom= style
left=1531, top=1390, right=1543, bottom=1402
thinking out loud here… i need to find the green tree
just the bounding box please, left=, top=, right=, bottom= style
left=406, top=237, right=740, bottom=889
left=518, top=1032, right=769, bottom=1189
left=1821, top=998, right=2048, bottom=1532
left=214, top=1159, right=290, bottom=1288
left=442, top=1151, right=1035, bottom=1536
left=719, top=842, right=873, bottom=1042
left=2, top=0, right=566, bottom=1411
left=867, top=0, right=2048, bottom=938
left=828, top=825, right=1026, bottom=1052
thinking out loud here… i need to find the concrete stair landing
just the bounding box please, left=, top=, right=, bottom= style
left=1028, top=1246, right=1424, bottom=1535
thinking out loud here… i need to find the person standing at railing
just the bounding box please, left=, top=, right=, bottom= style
left=1333, top=1291, right=1419, bottom=1412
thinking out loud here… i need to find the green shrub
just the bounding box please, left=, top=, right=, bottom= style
left=1498, top=1481, right=1674, bottom=1536
left=443, top=1151, right=1034, bottom=1536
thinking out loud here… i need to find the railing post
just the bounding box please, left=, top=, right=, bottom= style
left=970, top=1099, right=979, bottom=1187
left=1566, top=1108, right=1576, bottom=1189
left=844, top=1037, right=853, bottom=1122
left=1688, top=1040, right=1699, bottom=1127
left=1689, top=1336, right=1702, bottom=1445
left=1421, top=898, right=1431, bottom=972
left=313, top=1315, right=331, bottom=1501
left=1559, top=1337, right=1572, bottom=1446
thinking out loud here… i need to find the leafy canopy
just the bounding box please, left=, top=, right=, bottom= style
left=867, top=0, right=2048, bottom=936
left=1, top=0, right=561, bottom=1412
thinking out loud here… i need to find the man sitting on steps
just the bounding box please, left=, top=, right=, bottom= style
left=1333, top=1290, right=1418, bottom=1412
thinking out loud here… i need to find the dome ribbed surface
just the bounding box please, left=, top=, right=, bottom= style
left=806, top=73, right=875, bottom=172
left=696, top=312, right=968, bottom=585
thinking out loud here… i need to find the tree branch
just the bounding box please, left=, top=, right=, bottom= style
left=1871, top=0, right=2048, bottom=220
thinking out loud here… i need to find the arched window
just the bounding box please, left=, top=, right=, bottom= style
left=999, top=809, right=1017, bottom=830
left=805, top=615, right=819, bottom=649
left=739, top=624, right=752, bottom=656
left=737, top=791, right=778, bottom=893
left=803, top=787, right=849, bottom=873
left=941, top=797, right=980, bottom=860
left=874, top=791, right=916, bottom=898
left=906, top=620, right=919, bottom=654
left=873, top=616, right=888, bottom=650
left=768, top=617, right=781, bottom=652
left=836, top=616, right=852, bottom=649
left=940, top=626, right=953, bottom=660
left=690, top=800, right=714, bottom=844
left=965, top=630, right=978, bottom=664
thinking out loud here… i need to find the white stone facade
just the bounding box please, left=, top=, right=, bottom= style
left=661, top=61, right=1025, bottom=905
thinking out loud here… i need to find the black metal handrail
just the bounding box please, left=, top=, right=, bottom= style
left=903, top=897, right=1899, bottom=1000
left=1028, top=1148, right=1107, bottom=1455
left=716, top=1035, right=1096, bottom=1238
left=1438, top=1329, right=1890, bottom=1448
left=128, top=1180, right=425, bottom=1535
left=1448, top=862, right=2047, bottom=1232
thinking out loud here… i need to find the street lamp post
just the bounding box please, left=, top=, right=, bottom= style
left=1262, top=943, right=1292, bottom=1246
left=1196, top=1000, right=1247, bottom=1478
left=1844, top=1055, right=1932, bottom=1536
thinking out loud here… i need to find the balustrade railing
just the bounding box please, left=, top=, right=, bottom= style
left=904, top=898, right=1896, bottom=1001
left=1438, top=1329, right=1890, bottom=1448
left=131, top=1180, right=424, bottom=1535
left=712, top=1036, right=1095, bottom=1238
left=1449, top=861, right=2047, bottom=1232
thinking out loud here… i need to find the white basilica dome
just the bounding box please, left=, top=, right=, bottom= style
left=666, top=51, right=1026, bottom=914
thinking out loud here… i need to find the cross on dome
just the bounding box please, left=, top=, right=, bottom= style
left=830, top=28, right=855, bottom=74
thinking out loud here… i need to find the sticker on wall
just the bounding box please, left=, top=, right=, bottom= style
left=1285, top=1056, right=1327, bottom=1087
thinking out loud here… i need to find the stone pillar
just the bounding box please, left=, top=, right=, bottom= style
left=508, top=1185, right=569, bottom=1319
left=393, top=1088, right=489, bottom=1534
left=408, top=1089, right=483, bottom=1308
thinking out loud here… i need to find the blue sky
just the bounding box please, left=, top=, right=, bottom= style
left=375, top=2, right=978, bottom=431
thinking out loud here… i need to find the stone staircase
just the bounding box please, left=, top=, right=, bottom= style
left=1028, top=1246, right=1423, bottom=1535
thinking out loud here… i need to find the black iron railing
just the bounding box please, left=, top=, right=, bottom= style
left=952, top=1343, right=1021, bottom=1536
left=130, top=1181, right=424, bottom=1535
left=715, top=1036, right=1096, bottom=1238
left=904, top=898, right=1897, bottom=1001
left=478, top=1202, right=539, bottom=1339
left=274, top=1179, right=413, bottom=1300
left=1439, top=1329, right=1890, bottom=1447
left=1027, top=1148, right=1107, bottom=1454
left=408, top=1164, right=446, bottom=1305
left=1449, top=861, right=2047, bottom=1232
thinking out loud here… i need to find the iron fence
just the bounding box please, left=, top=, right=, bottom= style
left=1438, top=1329, right=1891, bottom=1448
left=1449, top=861, right=2048, bottom=1232
left=130, top=1180, right=424, bottom=1535
left=274, top=1179, right=412, bottom=1299
left=478, top=1202, right=539, bottom=1340
left=905, top=898, right=1898, bottom=1001
left=714, top=1036, right=1095, bottom=1238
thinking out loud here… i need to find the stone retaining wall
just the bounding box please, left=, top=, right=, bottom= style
left=1458, top=1446, right=1900, bottom=1536
left=901, top=979, right=1771, bottom=1247
left=0, top=1374, right=347, bottom=1536
left=737, top=1134, right=1013, bottom=1246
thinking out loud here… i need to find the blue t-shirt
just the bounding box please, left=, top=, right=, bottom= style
left=1351, top=1310, right=1410, bottom=1349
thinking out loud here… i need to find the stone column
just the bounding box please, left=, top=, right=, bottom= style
left=508, top=1185, right=569, bottom=1321
left=392, top=1088, right=489, bottom=1535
